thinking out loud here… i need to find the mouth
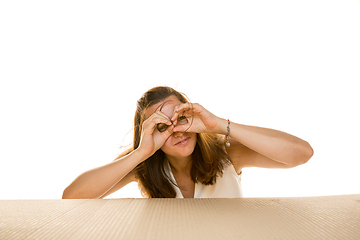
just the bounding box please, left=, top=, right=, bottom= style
left=175, top=137, right=190, bottom=146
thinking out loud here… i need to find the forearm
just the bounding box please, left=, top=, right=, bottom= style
left=62, top=149, right=145, bottom=199
left=215, top=118, right=314, bottom=166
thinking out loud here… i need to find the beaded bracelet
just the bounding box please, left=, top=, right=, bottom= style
left=225, top=119, right=231, bottom=147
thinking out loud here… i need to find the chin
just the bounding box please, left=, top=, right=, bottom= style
left=174, top=147, right=196, bottom=158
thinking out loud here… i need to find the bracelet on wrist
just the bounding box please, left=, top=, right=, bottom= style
left=225, top=119, right=230, bottom=147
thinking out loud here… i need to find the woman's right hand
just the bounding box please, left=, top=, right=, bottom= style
left=137, top=111, right=174, bottom=158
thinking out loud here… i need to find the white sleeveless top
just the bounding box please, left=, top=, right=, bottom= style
left=164, top=159, right=243, bottom=198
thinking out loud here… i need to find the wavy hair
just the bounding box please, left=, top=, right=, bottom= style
left=121, top=86, right=230, bottom=198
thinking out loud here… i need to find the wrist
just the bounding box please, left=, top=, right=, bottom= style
left=214, top=118, right=229, bottom=135
left=132, top=148, right=150, bottom=163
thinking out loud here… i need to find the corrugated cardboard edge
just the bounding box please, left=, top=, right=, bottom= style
left=1, top=195, right=359, bottom=240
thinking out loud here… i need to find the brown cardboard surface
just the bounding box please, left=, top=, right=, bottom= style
left=1, top=195, right=359, bottom=240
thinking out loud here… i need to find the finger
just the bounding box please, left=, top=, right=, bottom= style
left=164, top=124, right=174, bottom=136
left=152, top=111, right=172, bottom=124
left=144, top=116, right=170, bottom=129
left=155, top=123, right=174, bottom=141
left=154, top=125, right=174, bottom=151
left=155, top=110, right=172, bottom=124
left=171, top=106, right=180, bottom=125
left=173, top=124, right=191, bottom=133
left=153, top=111, right=174, bottom=133
left=143, top=114, right=172, bottom=133
left=171, top=103, right=194, bottom=123
left=174, top=102, right=193, bottom=114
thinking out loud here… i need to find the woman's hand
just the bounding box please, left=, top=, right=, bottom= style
left=171, top=103, right=221, bottom=134
left=137, top=111, right=174, bottom=158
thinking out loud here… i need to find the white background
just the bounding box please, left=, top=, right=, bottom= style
left=1, top=0, right=359, bottom=199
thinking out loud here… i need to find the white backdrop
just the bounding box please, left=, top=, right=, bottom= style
left=1, top=0, right=359, bottom=199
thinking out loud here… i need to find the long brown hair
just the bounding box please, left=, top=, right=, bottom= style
left=123, top=86, right=230, bottom=198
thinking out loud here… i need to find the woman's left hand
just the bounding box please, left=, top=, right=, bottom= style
left=170, top=103, right=220, bottom=134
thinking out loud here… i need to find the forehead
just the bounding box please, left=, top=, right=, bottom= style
left=145, top=95, right=182, bottom=119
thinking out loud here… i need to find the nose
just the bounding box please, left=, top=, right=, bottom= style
left=172, top=131, right=184, bottom=138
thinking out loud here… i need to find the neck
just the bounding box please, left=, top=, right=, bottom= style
left=166, top=154, right=192, bottom=174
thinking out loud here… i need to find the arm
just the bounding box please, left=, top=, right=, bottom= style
left=62, top=150, right=144, bottom=199
left=218, top=120, right=314, bottom=171
left=171, top=103, right=314, bottom=172
left=62, top=110, right=175, bottom=199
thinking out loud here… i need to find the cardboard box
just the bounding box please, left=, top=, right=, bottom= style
left=1, top=194, right=359, bottom=239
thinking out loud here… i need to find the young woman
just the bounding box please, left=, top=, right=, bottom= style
left=62, top=86, right=313, bottom=199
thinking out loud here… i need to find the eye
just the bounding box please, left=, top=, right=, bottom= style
left=157, top=123, right=169, bottom=133
left=177, top=115, right=188, bottom=125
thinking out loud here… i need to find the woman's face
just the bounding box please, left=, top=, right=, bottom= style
left=145, top=95, right=197, bottom=159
